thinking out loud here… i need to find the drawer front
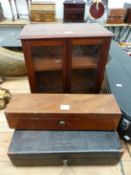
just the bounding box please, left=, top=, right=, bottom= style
left=64, top=9, right=84, bottom=13
left=107, top=17, right=125, bottom=24
left=31, top=11, right=55, bottom=22
left=6, top=114, right=120, bottom=130
left=64, top=11, right=84, bottom=22
left=64, top=4, right=84, bottom=9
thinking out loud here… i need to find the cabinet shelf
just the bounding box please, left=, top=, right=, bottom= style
left=72, top=56, right=98, bottom=69
left=34, top=57, right=62, bottom=71
left=33, top=56, right=98, bottom=71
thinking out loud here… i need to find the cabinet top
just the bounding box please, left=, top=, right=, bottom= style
left=20, top=23, right=113, bottom=39
left=63, top=0, right=86, bottom=4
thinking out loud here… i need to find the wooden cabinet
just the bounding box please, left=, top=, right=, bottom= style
left=20, top=23, right=113, bottom=93
left=63, top=0, right=86, bottom=22
left=5, top=94, right=121, bottom=130
left=30, top=1, right=55, bottom=22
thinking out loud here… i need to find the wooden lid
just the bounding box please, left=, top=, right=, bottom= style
left=31, top=1, right=55, bottom=5
left=108, top=8, right=127, bottom=16
left=20, top=23, right=113, bottom=39
left=5, top=94, right=121, bottom=115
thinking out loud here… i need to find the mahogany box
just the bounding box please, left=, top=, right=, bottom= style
left=107, top=8, right=127, bottom=24
left=5, top=94, right=121, bottom=130
left=30, top=1, right=55, bottom=22
left=63, top=0, right=86, bottom=22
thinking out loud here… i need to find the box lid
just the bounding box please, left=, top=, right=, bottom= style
left=64, top=0, right=86, bottom=4
left=31, top=1, right=55, bottom=5
left=9, top=130, right=123, bottom=156
left=5, top=94, right=121, bottom=115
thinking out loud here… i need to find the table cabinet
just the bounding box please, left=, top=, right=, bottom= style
left=20, top=23, right=113, bottom=93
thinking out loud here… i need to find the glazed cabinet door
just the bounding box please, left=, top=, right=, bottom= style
left=22, top=39, right=67, bottom=93
left=68, top=38, right=111, bottom=93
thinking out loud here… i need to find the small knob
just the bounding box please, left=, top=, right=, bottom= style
left=59, top=120, right=66, bottom=126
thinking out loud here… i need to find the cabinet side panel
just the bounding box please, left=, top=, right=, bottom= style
left=21, top=40, right=37, bottom=92
left=94, top=37, right=112, bottom=93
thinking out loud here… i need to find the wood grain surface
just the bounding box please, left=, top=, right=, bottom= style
left=20, top=23, right=113, bottom=39
left=5, top=94, right=121, bottom=130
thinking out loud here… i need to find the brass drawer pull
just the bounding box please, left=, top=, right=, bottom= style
left=59, top=120, right=66, bottom=126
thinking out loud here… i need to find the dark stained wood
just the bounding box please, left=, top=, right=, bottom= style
left=125, top=8, right=131, bottom=23
left=64, top=0, right=86, bottom=4
left=72, top=38, right=104, bottom=45
left=36, top=72, right=63, bottom=93
left=5, top=94, right=121, bottom=130
left=20, top=24, right=113, bottom=93
left=63, top=0, right=86, bottom=22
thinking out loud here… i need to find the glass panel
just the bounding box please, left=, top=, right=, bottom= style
left=31, top=46, right=63, bottom=93
left=71, top=44, right=101, bottom=93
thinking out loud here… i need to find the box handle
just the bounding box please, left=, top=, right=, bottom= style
left=59, top=120, right=66, bottom=126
